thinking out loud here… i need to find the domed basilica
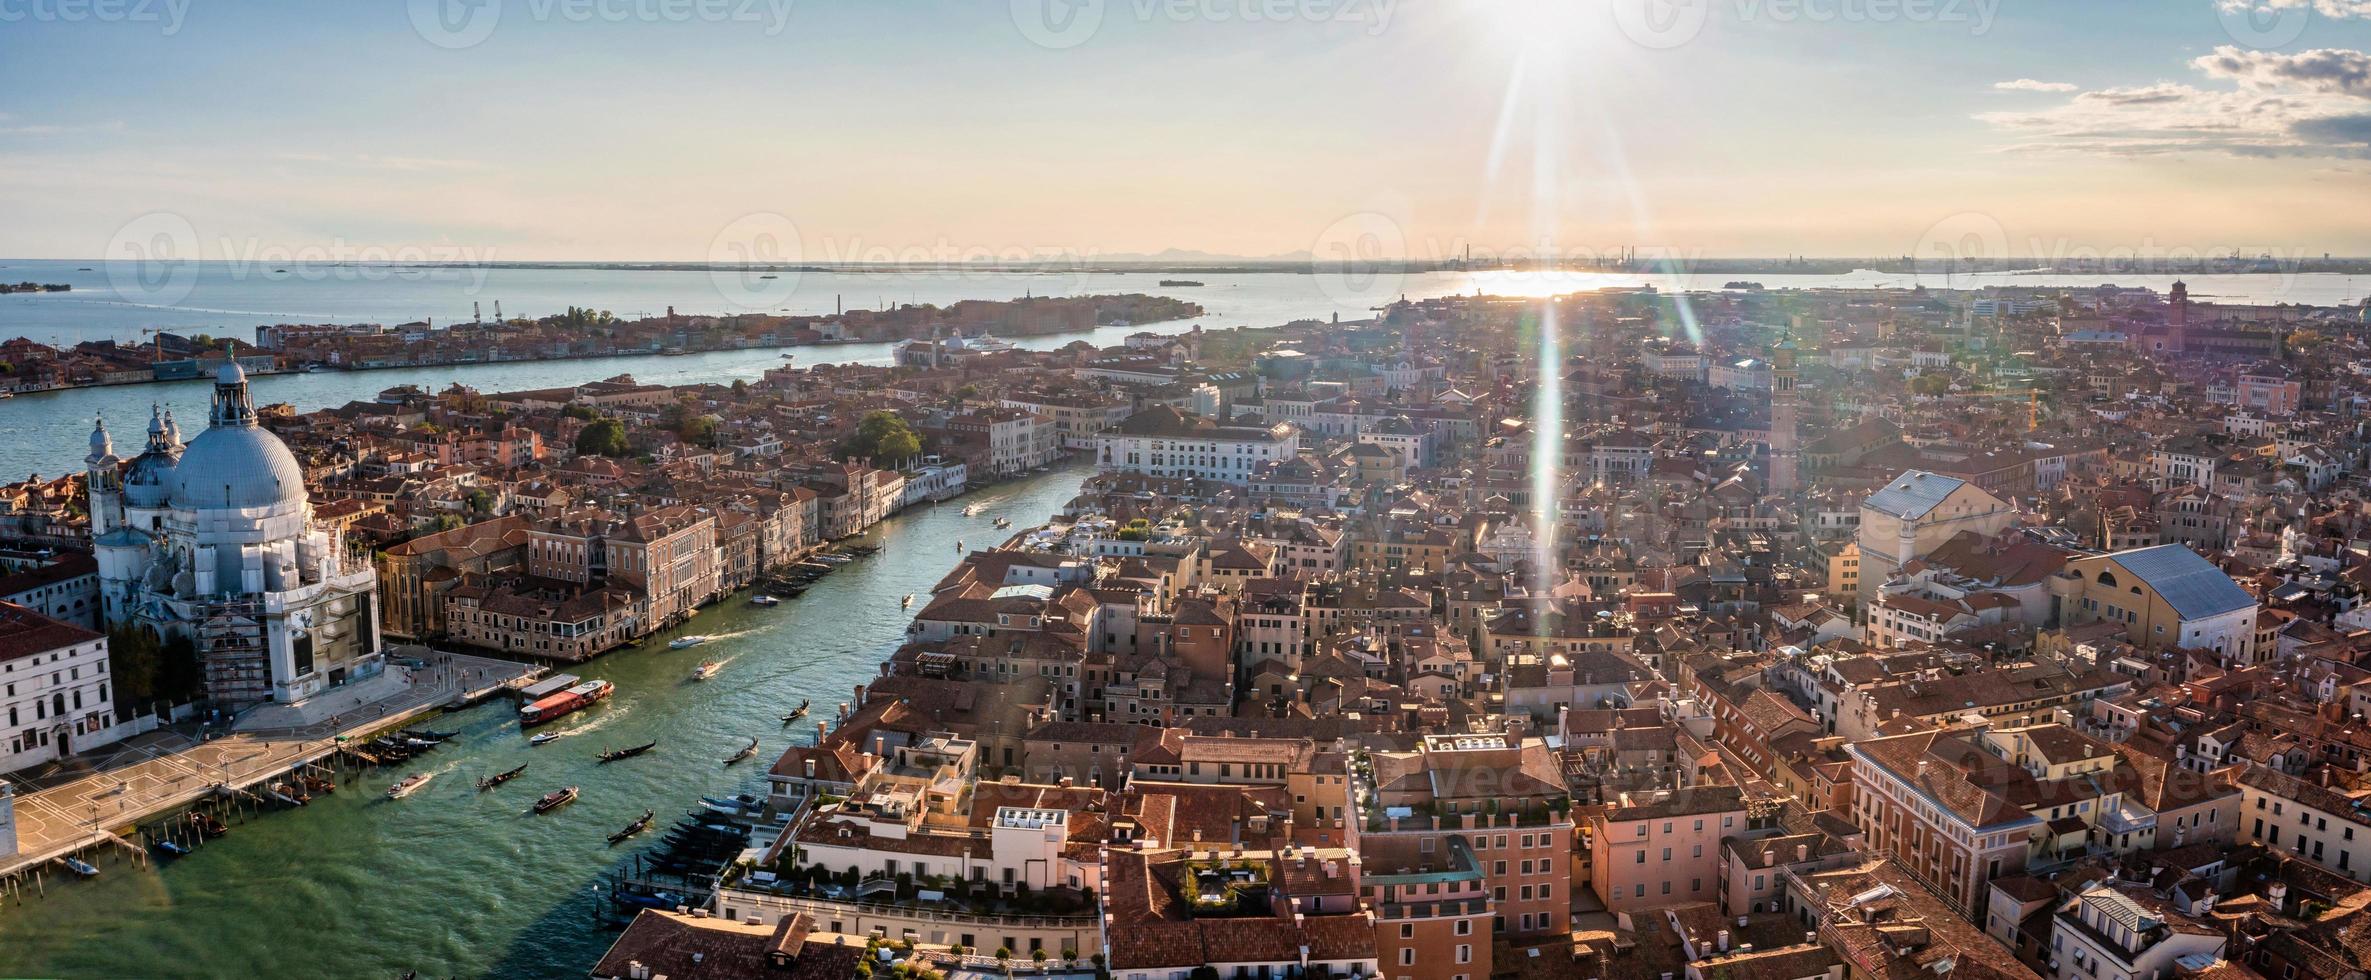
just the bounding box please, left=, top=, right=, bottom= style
left=85, top=362, right=382, bottom=705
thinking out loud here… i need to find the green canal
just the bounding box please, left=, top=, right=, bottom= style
left=0, top=465, right=1087, bottom=979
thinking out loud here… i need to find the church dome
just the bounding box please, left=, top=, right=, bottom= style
left=172, top=424, right=308, bottom=512
left=123, top=448, right=178, bottom=508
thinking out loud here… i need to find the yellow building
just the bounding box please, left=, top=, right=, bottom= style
left=2054, top=544, right=2259, bottom=666
left=1855, top=470, right=2016, bottom=607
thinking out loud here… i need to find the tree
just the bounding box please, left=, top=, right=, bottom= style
left=840, top=410, right=921, bottom=465
left=561, top=403, right=599, bottom=421
left=955, top=384, right=982, bottom=401
left=465, top=489, right=493, bottom=515
left=576, top=418, right=631, bottom=458
left=730, top=378, right=749, bottom=397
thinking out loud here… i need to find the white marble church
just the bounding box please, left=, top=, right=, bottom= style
left=84, top=362, right=382, bottom=706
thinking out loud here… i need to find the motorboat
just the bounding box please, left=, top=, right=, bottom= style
left=692, top=661, right=718, bottom=681
left=813, top=553, right=853, bottom=565
left=534, top=786, right=580, bottom=814
left=668, top=635, right=710, bottom=650
left=153, top=839, right=193, bottom=857
left=477, top=763, right=528, bottom=791
left=598, top=740, right=660, bottom=763
left=750, top=594, right=780, bottom=607
left=386, top=773, right=434, bottom=799
left=609, top=810, right=656, bottom=846
left=61, top=857, right=99, bottom=878
left=698, top=794, right=763, bottom=817
left=724, top=737, right=759, bottom=766
left=610, top=887, right=688, bottom=911
left=530, top=732, right=562, bottom=746
left=962, top=503, right=983, bottom=517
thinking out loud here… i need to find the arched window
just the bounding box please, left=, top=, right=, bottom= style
left=2096, top=571, right=2118, bottom=588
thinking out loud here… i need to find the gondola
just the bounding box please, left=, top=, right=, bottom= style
left=597, top=740, right=659, bottom=763
left=723, top=737, right=759, bottom=766
left=477, top=762, right=528, bottom=791
left=781, top=700, right=810, bottom=724
left=608, top=809, right=656, bottom=845
left=534, top=786, right=580, bottom=814
left=188, top=812, right=228, bottom=838
left=402, top=728, right=459, bottom=741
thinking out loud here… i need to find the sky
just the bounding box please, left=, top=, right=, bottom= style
left=1, top=0, right=2369, bottom=261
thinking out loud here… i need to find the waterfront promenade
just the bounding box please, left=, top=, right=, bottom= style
left=0, top=651, right=538, bottom=880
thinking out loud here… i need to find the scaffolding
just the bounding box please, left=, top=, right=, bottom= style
left=196, top=599, right=270, bottom=705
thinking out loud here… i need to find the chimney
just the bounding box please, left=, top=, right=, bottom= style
left=1796, top=843, right=1809, bottom=862
left=1717, top=929, right=1730, bottom=953
left=1737, top=915, right=1748, bottom=928
left=855, top=683, right=867, bottom=705
left=804, top=758, right=816, bottom=779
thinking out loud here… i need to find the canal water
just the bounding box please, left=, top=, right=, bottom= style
left=0, top=465, right=1087, bottom=979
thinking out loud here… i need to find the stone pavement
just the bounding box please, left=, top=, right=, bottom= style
left=2, top=651, right=539, bottom=877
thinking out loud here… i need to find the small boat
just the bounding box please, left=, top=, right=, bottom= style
left=386, top=773, right=434, bottom=799
left=153, top=839, right=192, bottom=857
left=61, top=857, right=100, bottom=878
left=530, top=732, right=562, bottom=746
left=724, top=737, right=759, bottom=766
left=299, top=774, right=335, bottom=794
left=750, top=594, right=780, bottom=607
left=403, top=737, right=443, bottom=750
left=699, top=793, right=763, bottom=816
left=608, top=809, right=656, bottom=845
left=668, top=635, right=710, bottom=650
left=900, top=594, right=914, bottom=608
left=598, top=740, right=659, bottom=763
left=962, top=503, right=984, bottom=517
left=692, top=661, right=718, bottom=681
left=814, top=553, right=853, bottom=565
left=993, top=517, right=1012, bottom=529
left=534, top=786, right=580, bottom=814
left=403, top=728, right=460, bottom=741
left=478, top=763, right=528, bottom=791
left=781, top=699, right=810, bottom=724
left=757, top=273, right=779, bottom=279
left=955, top=540, right=964, bottom=552
left=610, top=887, right=689, bottom=910
left=188, top=813, right=228, bottom=838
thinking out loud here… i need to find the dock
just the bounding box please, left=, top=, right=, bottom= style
left=0, top=651, right=540, bottom=884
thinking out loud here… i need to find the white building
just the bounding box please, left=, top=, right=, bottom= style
left=1096, top=405, right=1297, bottom=486
left=86, top=363, right=383, bottom=706
left=0, top=601, right=116, bottom=775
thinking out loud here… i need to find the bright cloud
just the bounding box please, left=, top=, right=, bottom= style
left=1994, top=79, right=2079, bottom=93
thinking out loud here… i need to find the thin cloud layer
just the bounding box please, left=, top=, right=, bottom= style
left=1994, top=79, right=2079, bottom=93
left=1979, top=46, right=2371, bottom=158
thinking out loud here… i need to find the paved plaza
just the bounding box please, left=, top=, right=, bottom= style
left=2, top=651, right=538, bottom=877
